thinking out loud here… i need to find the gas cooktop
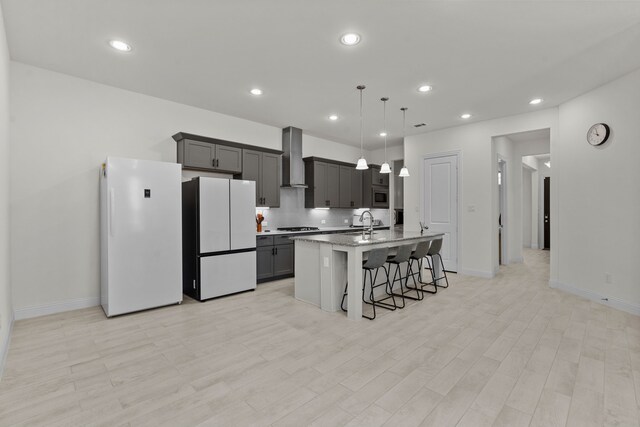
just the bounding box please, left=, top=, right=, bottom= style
left=277, top=226, right=320, bottom=232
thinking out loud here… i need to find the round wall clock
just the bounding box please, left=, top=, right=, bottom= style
left=586, top=123, right=610, bottom=146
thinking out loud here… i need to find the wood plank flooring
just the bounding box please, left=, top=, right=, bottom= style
left=1, top=249, right=639, bottom=426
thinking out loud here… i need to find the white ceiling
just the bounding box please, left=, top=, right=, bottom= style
left=2, top=1, right=640, bottom=149
left=503, top=128, right=550, bottom=144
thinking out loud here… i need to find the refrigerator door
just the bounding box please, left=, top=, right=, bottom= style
left=200, top=252, right=256, bottom=300
left=230, top=180, right=257, bottom=250
left=102, top=157, right=182, bottom=317
left=198, top=178, right=230, bottom=253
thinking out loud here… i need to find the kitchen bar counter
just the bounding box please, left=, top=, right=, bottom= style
left=290, top=228, right=444, bottom=320
left=256, top=225, right=389, bottom=236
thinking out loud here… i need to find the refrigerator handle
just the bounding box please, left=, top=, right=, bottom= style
left=108, top=188, right=115, bottom=236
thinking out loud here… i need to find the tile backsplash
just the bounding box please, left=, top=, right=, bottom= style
left=256, top=188, right=390, bottom=230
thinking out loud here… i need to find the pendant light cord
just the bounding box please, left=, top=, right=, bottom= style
left=358, top=86, right=365, bottom=157
left=383, top=98, right=388, bottom=162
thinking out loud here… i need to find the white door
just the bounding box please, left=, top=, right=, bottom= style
left=423, top=155, right=458, bottom=272
left=230, top=180, right=256, bottom=250
left=199, top=178, right=230, bottom=253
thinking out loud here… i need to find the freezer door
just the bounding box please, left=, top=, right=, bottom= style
left=198, top=178, right=230, bottom=253
left=230, top=180, right=257, bottom=250
left=200, top=252, right=257, bottom=300
left=102, top=157, right=182, bottom=317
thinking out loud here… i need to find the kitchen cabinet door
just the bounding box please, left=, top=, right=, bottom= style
left=184, top=140, right=215, bottom=170
left=242, top=149, right=262, bottom=205
left=273, top=244, right=294, bottom=276
left=351, top=168, right=363, bottom=208
left=257, top=246, right=274, bottom=281
left=327, top=163, right=340, bottom=208
left=339, top=166, right=352, bottom=208
left=215, top=145, right=242, bottom=173
left=371, top=167, right=389, bottom=186
left=313, top=162, right=329, bottom=207
left=261, top=152, right=281, bottom=207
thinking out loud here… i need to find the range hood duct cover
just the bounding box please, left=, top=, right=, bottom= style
left=281, top=126, right=308, bottom=188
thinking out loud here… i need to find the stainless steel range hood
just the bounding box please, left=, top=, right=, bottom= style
left=281, top=126, right=308, bottom=188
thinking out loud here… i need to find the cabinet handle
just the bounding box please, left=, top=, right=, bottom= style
left=212, top=158, right=215, bottom=167
left=275, top=247, right=278, bottom=255
left=216, top=159, right=219, bottom=167
left=272, top=247, right=275, bottom=255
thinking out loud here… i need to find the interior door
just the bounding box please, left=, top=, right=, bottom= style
left=199, top=178, right=230, bottom=253
left=544, top=177, right=550, bottom=249
left=423, top=155, right=458, bottom=272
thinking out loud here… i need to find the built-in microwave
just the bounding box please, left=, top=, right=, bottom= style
left=372, top=187, right=389, bottom=208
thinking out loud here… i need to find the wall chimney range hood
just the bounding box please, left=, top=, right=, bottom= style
left=281, top=126, right=308, bottom=188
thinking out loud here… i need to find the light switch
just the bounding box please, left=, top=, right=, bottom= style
left=467, top=205, right=476, bottom=212
left=323, top=257, right=329, bottom=267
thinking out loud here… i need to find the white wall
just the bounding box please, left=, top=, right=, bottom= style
left=404, top=109, right=558, bottom=277
left=522, top=166, right=532, bottom=248
left=0, top=3, right=13, bottom=376
left=9, top=62, right=367, bottom=317
left=554, top=68, right=640, bottom=313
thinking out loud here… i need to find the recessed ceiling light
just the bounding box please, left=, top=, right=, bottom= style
left=328, top=114, right=338, bottom=121
left=109, top=40, right=131, bottom=52
left=417, top=85, right=432, bottom=93
left=460, top=113, right=472, bottom=119
left=529, top=98, right=543, bottom=105
left=340, top=33, right=361, bottom=46
left=250, top=88, right=263, bottom=96
left=379, top=132, right=387, bottom=137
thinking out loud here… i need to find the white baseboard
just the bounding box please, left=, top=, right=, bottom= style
left=0, top=311, right=14, bottom=381
left=549, top=280, right=640, bottom=316
left=531, top=244, right=539, bottom=249
left=14, top=297, right=100, bottom=320
left=459, top=268, right=495, bottom=279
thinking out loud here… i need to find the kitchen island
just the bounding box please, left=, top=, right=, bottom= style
left=290, top=228, right=444, bottom=320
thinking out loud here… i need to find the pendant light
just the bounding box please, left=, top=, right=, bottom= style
left=355, top=85, right=369, bottom=170
left=399, top=107, right=410, bottom=177
left=379, top=97, right=391, bottom=174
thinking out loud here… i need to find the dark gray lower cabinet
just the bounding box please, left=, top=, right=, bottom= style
left=256, top=235, right=294, bottom=283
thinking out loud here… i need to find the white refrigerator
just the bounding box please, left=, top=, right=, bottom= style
left=100, top=157, right=183, bottom=317
left=182, top=177, right=257, bottom=301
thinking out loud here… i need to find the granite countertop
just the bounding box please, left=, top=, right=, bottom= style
left=289, top=229, right=444, bottom=247
left=256, top=225, right=389, bottom=236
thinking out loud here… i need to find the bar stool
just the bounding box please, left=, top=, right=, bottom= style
left=386, top=244, right=414, bottom=308
left=423, top=238, right=450, bottom=289
left=340, top=247, right=395, bottom=320
left=406, top=240, right=437, bottom=298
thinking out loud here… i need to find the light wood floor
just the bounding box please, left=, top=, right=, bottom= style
left=1, top=249, right=639, bottom=426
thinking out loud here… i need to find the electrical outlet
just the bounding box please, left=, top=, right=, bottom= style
left=344, top=219, right=349, bottom=224
left=321, top=219, right=326, bottom=224
left=468, top=205, right=476, bottom=212
left=262, top=221, right=268, bottom=226
left=605, top=273, right=613, bottom=284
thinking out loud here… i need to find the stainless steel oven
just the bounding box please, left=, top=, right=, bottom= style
left=371, top=187, right=389, bottom=208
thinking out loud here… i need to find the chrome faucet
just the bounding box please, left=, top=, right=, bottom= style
left=359, top=210, right=375, bottom=238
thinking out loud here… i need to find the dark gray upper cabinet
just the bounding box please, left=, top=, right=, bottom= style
left=339, top=166, right=363, bottom=208
left=242, top=149, right=281, bottom=208
left=174, top=132, right=283, bottom=177
left=339, top=166, right=352, bottom=208
left=179, top=139, right=241, bottom=173
left=305, top=160, right=340, bottom=208
left=215, top=145, right=242, bottom=173
left=183, top=140, right=215, bottom=170
left=371, top=166, right=390, bottom=187
left=261, top=152, right=281, bottom=207
left=351, top=168, right=363, bottom=208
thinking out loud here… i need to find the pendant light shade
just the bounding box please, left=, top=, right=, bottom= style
left=380, top=97, right=391, bottom=174
left=399, top=107, right=410, bottom=178
left=355, top=85, right=369, bottom=170
left=356, top=157, right=369, bottom=170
